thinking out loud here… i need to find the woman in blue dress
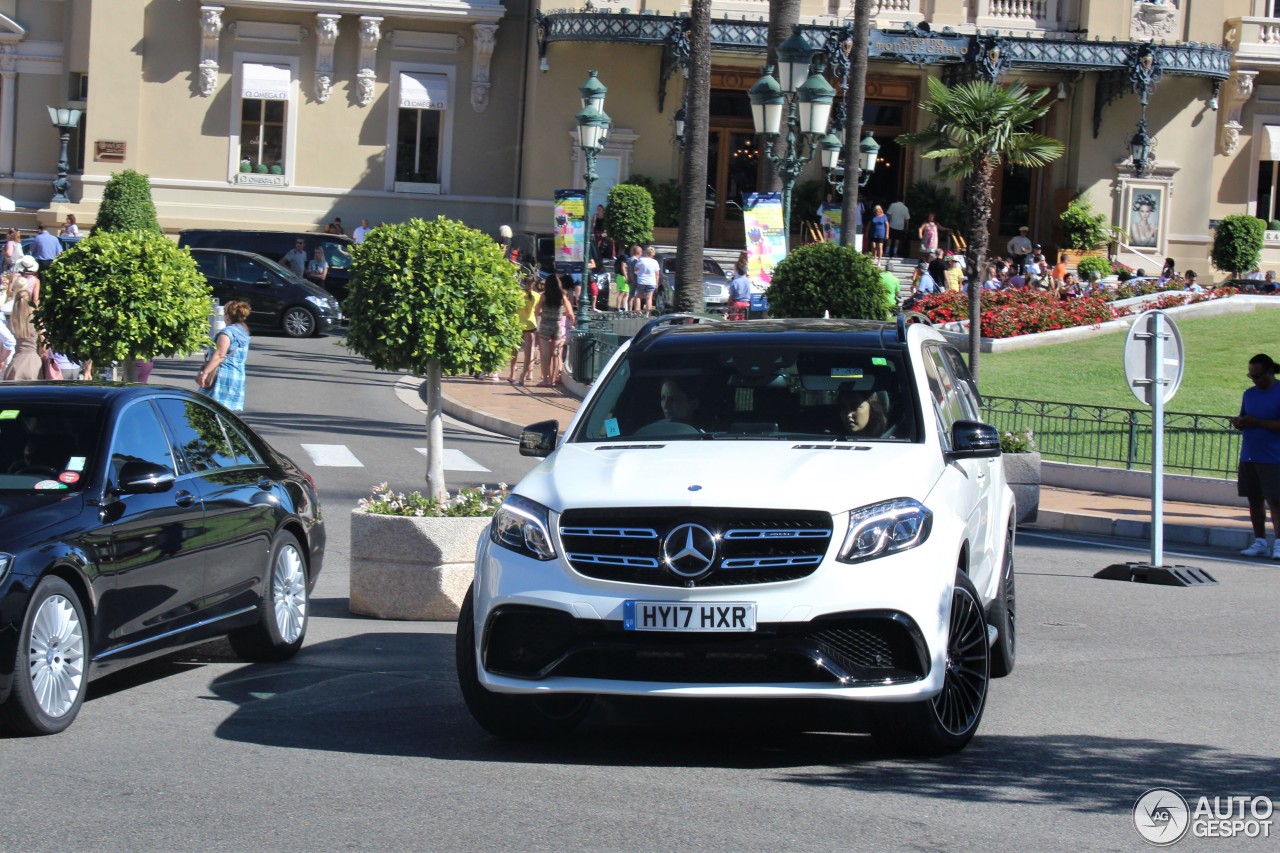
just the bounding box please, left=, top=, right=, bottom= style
left=868, top=205, right=889, bottom=262
left=197, top=299, right=251, bottom=411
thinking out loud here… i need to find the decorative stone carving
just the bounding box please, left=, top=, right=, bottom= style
left=314, top=13, right=339, bottom=103
left=1218, top=69, right=1257, bottom=155
left=198, top=5, right=224, bottom=97
left=357, top=16, right=382, bottom=107
left=470, top=23, right=498, bottom=113
left=1131, top=1, right=1179, bottom=41
left=0, top=44, right=15, bottom=75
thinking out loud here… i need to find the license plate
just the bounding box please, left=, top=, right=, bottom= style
left=623, top=601, right=756, bottom=632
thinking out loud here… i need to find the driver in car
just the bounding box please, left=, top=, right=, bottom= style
left=659, top=378, right=700, bottom=425
left=836, top=383, right=888, bottom=438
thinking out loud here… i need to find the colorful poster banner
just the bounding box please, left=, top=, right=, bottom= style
left=553, top=189, right=586, bottom=275
left=819, top=205, right=842, bottom=244
left=742, top=192, right=786, bottom=286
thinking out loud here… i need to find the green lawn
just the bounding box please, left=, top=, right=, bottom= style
left=977, top=309, right=1273, bottom=417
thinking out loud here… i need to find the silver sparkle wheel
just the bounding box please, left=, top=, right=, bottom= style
left=273, top=539, right=307, bottom=645
left=1, top=576, right=89, bottom=735
left=229, top=530, right=309, bottom=662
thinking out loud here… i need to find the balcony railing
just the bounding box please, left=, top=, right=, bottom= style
left=974, top=0, right=1060, bottom=32
left=1226, top=17, right=1280, bottom=62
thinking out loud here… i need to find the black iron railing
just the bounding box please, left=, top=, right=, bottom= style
left=981, top=396, right=1240, bottom=480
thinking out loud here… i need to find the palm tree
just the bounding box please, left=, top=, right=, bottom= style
left=897, top=78, right=1064, bottom=381
left=839, top=0, right=872, bottom=248
left=675, top=0, right=711, bottom=313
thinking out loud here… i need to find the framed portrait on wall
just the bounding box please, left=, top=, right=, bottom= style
left=1123, top=185, right=1166, bottom=254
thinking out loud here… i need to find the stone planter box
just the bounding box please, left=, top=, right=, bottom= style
left=349, top=511, right=490, bottom=621
left=1004, top=451, right=1041, bottom=525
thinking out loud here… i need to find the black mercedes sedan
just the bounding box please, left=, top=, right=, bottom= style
left=0, top=384, right=325, bottom=735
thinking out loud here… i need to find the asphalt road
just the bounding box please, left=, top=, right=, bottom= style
left=1, top=332, right=1276, bottom=852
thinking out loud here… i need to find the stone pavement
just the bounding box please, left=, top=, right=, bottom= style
left=438, top=375, right=1259, bottom=554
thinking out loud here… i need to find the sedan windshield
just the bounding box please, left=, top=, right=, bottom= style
left=0, top=402, right=103, bottom=492
left=573, top=346, right=917, bottom=442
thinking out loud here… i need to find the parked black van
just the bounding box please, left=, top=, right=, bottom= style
left=178, top=230, right=355, bottom=302
left=189, top=248, right=343, bottom=338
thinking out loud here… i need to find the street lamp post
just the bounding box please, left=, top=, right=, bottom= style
left=47, top=106, right=82, bottom=205
left=820, top=129, right=879, bottom=194
left=574, top=70, right=610, bottom=341
left=748, top=26, right=834, bottom=248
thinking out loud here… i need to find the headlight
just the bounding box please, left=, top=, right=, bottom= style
left=0, top=553, right=11, bottom=583
left=837, top=498, right=932, bottom=563
left=306, top=295, right=329, bottom=309
left=490, top=495, right=557, bottom=561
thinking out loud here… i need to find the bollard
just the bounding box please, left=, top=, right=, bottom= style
left=209, top=298, right=225, bottom=339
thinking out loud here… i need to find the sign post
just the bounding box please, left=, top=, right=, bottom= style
left=1097, top=310, right=1216, bottom=585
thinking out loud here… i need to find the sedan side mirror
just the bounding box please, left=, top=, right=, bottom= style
left=117, top=460, right=176, bottom=494
left=945, top=420, right=1001, bottom=462
left=519, top=419, right=559, bottom=458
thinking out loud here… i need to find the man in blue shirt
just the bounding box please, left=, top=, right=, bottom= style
left=1235, top=353, right=1280, bottom=557
left=30, top=223, right=62, bottom=271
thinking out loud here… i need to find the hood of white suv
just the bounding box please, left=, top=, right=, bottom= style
left=516, top=440, right=943, bottom=516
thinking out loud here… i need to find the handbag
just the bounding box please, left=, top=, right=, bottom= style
left=40, top=352, right=63, bottom=381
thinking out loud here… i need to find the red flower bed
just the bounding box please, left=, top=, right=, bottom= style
left=912, top=291, right=1125, bottom=338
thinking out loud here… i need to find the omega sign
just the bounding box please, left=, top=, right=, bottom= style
left=94, top=141, right=126, bottom=162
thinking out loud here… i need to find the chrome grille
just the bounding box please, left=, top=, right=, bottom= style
left=558, top=507, right=833, bottom=587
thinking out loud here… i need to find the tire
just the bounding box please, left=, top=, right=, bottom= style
left=281, top=306, right=317, bottom=338
left=989, top=522, right=1017, bottom=678
left=871, top=571, right=990, bottom=755
left=455, top=587, right=592, bottom=739
left=0, top=576, right=89, bottom=735
left=228, top=531, right=309, bottom=662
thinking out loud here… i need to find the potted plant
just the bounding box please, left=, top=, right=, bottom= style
left=605, top=183, right=654, bottom=251
left=1058, top=195, right=1110, bottom=261
left=343, top=216, right=523, bottom=619
left=1211, top=214, right=1266, bottom=278
left=1000, top=428, right=1040, bottom=525
left=349, top=484, right=507, bottom=620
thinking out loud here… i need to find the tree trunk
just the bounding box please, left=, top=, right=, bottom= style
left=965, top=159, right=997, bottom=383
left=676, top=0, right=711, bottom=314
left=762, top=0, right=801, bottom=196
left=424, top=360, right=447, bottom=502
left=839, top=0, right=872, bottom=248
left=122, top=358, right=138, bottom=383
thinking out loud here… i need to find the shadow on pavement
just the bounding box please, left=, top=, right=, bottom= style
left=199, top=632, right=1280, bottom=807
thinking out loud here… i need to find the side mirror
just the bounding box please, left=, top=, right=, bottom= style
left=945, top=420, right=1001, bottom=462
left=117, top=460, right=176, bottom=494
left=519, top=419, right=559, bottom=458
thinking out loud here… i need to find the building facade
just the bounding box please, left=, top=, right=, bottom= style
left=1, top=2, right=1279, bottom=278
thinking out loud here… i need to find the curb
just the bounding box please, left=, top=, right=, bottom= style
left=395, top=374, right=527, bottom=440
left=1025, top=510, right=1253, bottom=550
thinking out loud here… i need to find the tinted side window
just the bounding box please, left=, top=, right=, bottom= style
left=109, top=402, right=176, bottom=484
left=192, top=252, right=221, bottom=280
left=226, top=255, right=269, bottom=283
left=155, top=398, right=237, bottom=472
left=941, top=347, right=982, bottom=420
left=221, top=416, right=264, bottom=466
left=321, top=240, right=351, bottom=269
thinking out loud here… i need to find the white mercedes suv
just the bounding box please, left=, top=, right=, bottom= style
left=458, top=316, right=1017, bottom=753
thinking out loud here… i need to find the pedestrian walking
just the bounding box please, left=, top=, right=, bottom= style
left=867, top=205, right=889, bottom=262
left=281, top=238, right=308, bottom=277
left=197, top=299, right=251, bottom=411
left=635, top=246, right=661, bottom=313
left=508, top=275, right=541, bottom=384
left=886, top=198, right=910, bottom=257
left=1234, top=353, right=1280, bottom=558
left=535, top=273, right=573, bottom=386
left=3, top=257, right=40, bottom=381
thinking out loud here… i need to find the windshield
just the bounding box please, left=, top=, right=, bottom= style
left=573, top=345, right=917, bottom=442
left=0, top=402, right=103, bottom=492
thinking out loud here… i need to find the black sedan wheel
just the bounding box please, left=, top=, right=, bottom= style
left=281, top=306, right=317, bottom=338
left=0, top=576, right=88, bottom=735
left=871, top=571, right=990, bottom=754
left=229, top=530, right=309, bottom=662
left=456, top=588, right=592, bottom=739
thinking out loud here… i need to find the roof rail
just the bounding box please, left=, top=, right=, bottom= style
left=896, top=312, right=908, bottom=343
left=632, top=313, right=720, bottom=343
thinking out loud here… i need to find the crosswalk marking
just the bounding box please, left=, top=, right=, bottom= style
left=299, top=443, right=491, bottom=472
left=418, top=448, right=491, bottom=472
left=300, top=444, right=364, bottom=467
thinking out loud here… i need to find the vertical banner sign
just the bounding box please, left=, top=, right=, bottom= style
left=553, top=189, right=586, bottom=275
left=820, top=206, right=842, bottom=244
left=742, top=193, right=786, bottom=286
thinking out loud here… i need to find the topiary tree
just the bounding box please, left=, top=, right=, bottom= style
left=605, top=183, right=654, bottom=251
left=39, top=231, right=211, bottom=380
left=766, top=242, right=887, bottom=320
left=1075, top=255, right=1112, bottom=280
left=1211, top=214, right=1266, bottom=277
left=345, top=216, right=523, bottom=500
left=1058, top=195, right=1110, bottom=252
left=95, top=169, right=161, bottom=233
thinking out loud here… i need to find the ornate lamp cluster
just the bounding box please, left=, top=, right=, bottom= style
left=574, top=70, right=610, bottom=335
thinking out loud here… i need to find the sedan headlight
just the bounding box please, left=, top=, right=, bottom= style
left=305, top=295, right=331, bottom=310
left=837, top=498, right=932, bottom=563
left=0, top=553, right=10, bottom=583
left=491, top=495, right=557, bottom=561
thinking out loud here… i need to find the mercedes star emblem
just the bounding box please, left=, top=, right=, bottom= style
left=662, top=523, right=718, bottom=578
